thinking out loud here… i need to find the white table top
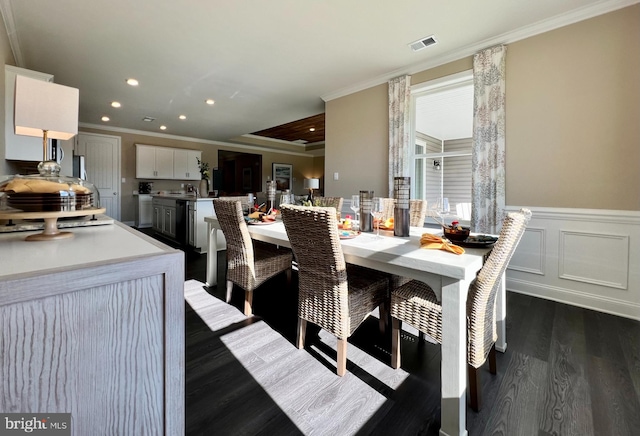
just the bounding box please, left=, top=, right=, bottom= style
left=205, top=217, right=490, bottom=288
left=205, top=217, right=489, bottom=280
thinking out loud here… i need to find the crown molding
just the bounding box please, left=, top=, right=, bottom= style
left=321, top=0, right=639, bottom=102
left=0, top=0, right=25, bottom=66
left=79, top=122, right=316, bottom=158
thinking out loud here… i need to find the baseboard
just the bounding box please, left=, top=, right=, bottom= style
left=507, top=278, right=640, bottom=321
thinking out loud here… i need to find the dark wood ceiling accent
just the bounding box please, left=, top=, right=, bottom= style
left=252, top=113, right=325, bottom=144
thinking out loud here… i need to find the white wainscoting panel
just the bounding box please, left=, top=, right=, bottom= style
left=509, top=227, right=545, bottom=275
left=506, top=207, right=640, bottom=321
left=559, top=230, right=629, bottom=289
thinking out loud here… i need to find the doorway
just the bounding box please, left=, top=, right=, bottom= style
left=75, top=132, right=122, bottom=220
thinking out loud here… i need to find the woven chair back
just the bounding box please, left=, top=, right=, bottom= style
left=314, top=196, right=344, bottom=212
left=467, top=208, right=531, bottom=367
left=409, top=199, right=427, bottom=227
left=213, top=199, right=256, bottom=281
left=281, top=205, right=351, bottom=336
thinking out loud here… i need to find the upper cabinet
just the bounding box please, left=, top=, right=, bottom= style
left=173, top=149, right=201, bottom=181
left=136, top=144, right=201, bottom=180
left=5, top=66, right=54, bottom=161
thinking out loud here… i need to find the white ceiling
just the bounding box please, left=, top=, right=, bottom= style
left=0, top=0, right=633, bottom=147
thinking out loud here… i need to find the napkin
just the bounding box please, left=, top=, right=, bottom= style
left=420, top=233, right=465, bottom=255
left=376, top=217, right=394, bottom=230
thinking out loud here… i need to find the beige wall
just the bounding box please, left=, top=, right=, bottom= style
left=81, top=127, right=317, bottom=223
left=325, top=84, right=389, bottom=198
left=505, top=5, right=639, bottom=210
left=325, top=5, right=640, bottom=211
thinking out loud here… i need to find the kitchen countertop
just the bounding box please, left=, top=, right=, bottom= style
left=151, top=194, right=214, bottom=202
left=0, top=221, right=170, bottom=278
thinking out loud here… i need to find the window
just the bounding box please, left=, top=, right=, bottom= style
left=410, top=71, right=474, bottom=223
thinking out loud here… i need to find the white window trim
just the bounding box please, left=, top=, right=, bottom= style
left=410, top=69, right=474, bottom=227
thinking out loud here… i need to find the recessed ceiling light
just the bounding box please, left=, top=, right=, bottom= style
left=179, top=115, right=186, bottom=120
left=142, top=116, right=155, bottom=122
left=101, top=116, right=110, bottom=122
left=309, top=127, right=315, bottom=132
left=126, top=78, right=139, bottom=86
left=205, top=99, right=215, bottom=105
left=160, top=125, right=167, bottom=130
left=111, top=101, right=121, bottom=108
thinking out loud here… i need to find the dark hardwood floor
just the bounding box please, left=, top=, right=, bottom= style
left=140, top=228, right=640, bottom=436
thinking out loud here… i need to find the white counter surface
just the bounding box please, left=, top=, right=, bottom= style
left=0, top=222, right=171, bottom=278
left=151, top=194, right=213, bottom=202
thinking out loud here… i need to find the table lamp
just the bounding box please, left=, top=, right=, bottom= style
left=0, top=75, right=103, bottom=241
left=304, top=178, right=319, bottom=202
left=14, top=75, right=79, bottom=176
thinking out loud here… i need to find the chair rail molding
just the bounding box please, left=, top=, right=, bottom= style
left=505, top=206, right=640, bottom=321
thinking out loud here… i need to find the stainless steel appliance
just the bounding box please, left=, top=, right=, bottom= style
left=72, top=155, right=86, bottom=180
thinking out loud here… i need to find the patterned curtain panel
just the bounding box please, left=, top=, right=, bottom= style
left=388, top=75, right=411, bottom=196
left=471, top=45, right=506, bottom=234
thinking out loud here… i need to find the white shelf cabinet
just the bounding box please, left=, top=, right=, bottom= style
left=4, top=66, right=54, bottom=161
left=136, top=144, right=201, bottom=180
left=174, top=149, right=201, bottom=180
left=188, top=199, right=214, bottom=253
left=136, top=144, right=174, bottom=179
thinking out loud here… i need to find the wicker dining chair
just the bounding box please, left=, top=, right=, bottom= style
left=213, top=199, right=293, bottom=316
left=409, top=199, right=428, bottom=227
left=390, top=208, right=531, bottom=411
left=378, top=198, right=426, bottom=227
left=281, top=204, right=389, bottom=376
left=314, top=196, right=344, bottom=212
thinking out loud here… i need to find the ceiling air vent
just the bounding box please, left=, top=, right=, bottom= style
left=142, top=116, right=155, bottom=122
left=409, top=35, right=437, bottom=52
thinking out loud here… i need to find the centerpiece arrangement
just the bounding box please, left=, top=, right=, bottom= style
left=197, top=157, right=210, bottom=197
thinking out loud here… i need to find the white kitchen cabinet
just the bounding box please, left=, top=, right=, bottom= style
left=4, top=66, right=54, bottom=161
left=188, top=199, right=214, bottom=253
left=136, top=144, right=174, bottom=179
left=174, top=149, right=201, bottom=180
left=135, top=194, right=153, bottom=228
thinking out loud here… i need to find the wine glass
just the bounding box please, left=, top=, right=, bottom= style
left=350, top=194, right=360, bottom=230
left=371, top=197, right=384, bottom=238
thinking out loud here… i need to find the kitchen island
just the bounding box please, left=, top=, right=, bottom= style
left=151, top=193, right=214, bottom=253
left=0, top=222, right=184, bottom=435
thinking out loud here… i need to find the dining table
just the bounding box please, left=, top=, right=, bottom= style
left=204, top=216, right=506, bottom=436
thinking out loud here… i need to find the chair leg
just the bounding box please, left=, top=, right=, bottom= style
left=391, top=318, right=401, bottom=369
left=244, top=290, right=253, bottom=316
left=468, top=364, right=481, bottom=412
left=378, top=302, right=388, bottom=334
left=296, top=318, right=307, bottom=349
left=225, top=281, right=233, bottom=303
left=418, top=331, right=425, bottom=343
left=337, top=338, right=348, bottom=376
left=488, top=343, right=497, bottom=374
